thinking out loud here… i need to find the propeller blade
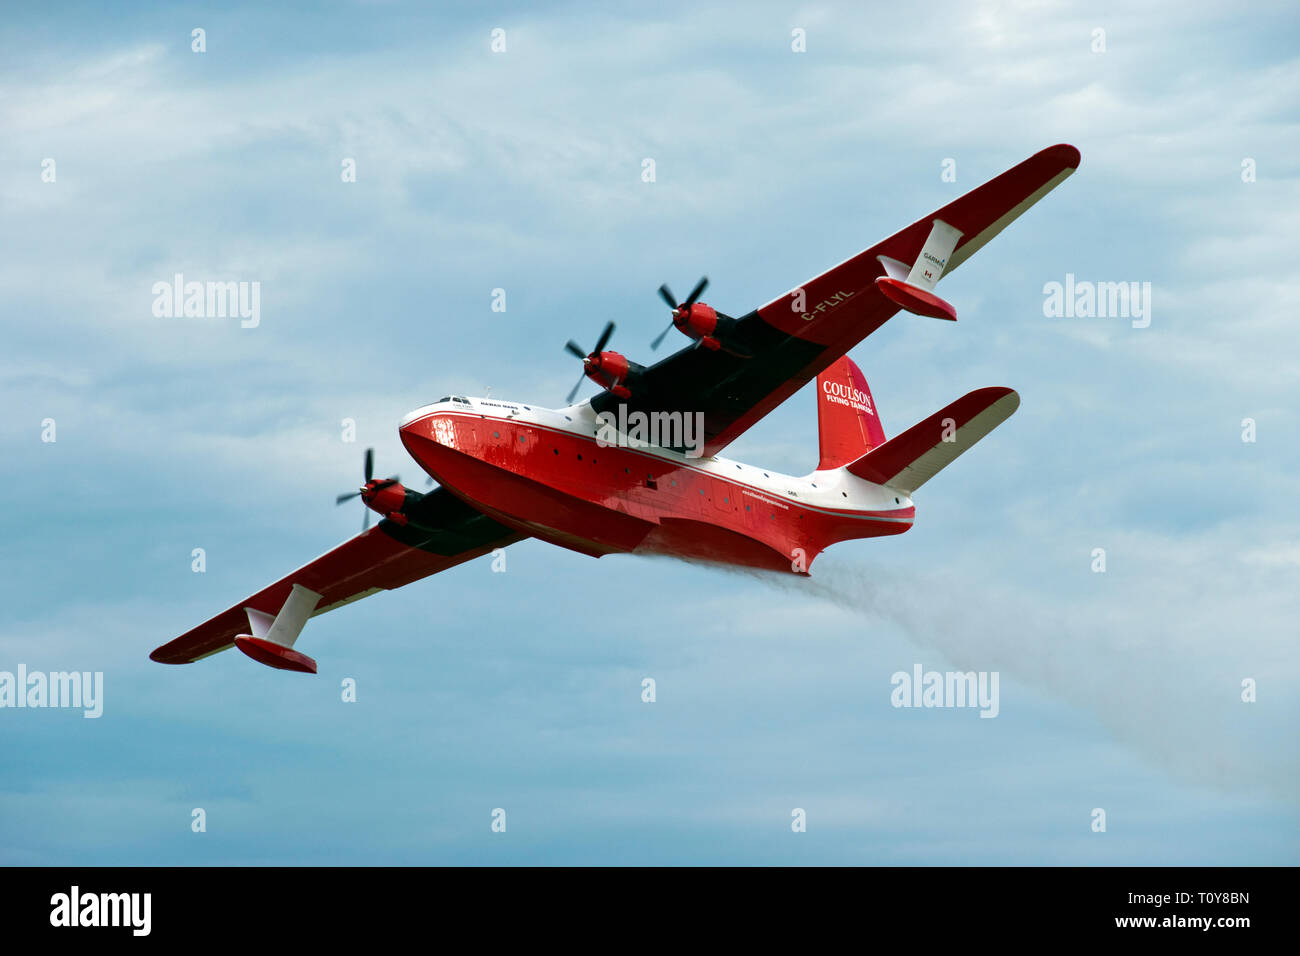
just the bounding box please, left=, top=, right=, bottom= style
left=566, top=369, right=587, bottom=405
left=340, top=448, right=391, bottom=524
left=593, top=321, right=615, bottom=355
left=564, top=321, right=614, bottom=404
left=684, top=276, right=709, bottom=307
left=658, top=284, right=677, bottom=309
left=651, top=320, right=675, bottom=350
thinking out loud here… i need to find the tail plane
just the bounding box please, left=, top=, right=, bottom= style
left=845, top=387, right=1019, bottom=494
left=817, top=354, right=1019, bottom=494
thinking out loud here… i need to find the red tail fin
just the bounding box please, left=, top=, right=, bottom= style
left=816, top=355, right=886, bottom=470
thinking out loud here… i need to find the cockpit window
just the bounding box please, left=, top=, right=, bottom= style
left=437, top=396, right=452, bottom=403
left=453, top=396, right=471, bottom=405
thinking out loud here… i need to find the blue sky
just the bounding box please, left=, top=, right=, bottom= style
left=2, top=0, right=1297, bottom=864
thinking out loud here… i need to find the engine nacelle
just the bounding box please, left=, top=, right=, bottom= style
left=583, top=350, right=645, bottom=399
left=364, top=485, right=438, bottom=530
left=671, top=302, right=750, bottom=355
left=673, top=302, right=720, bottom=348
left=362, top=479, right=407, bottom=518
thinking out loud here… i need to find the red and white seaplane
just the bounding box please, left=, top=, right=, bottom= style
left=152, top=145, right=1080, bottom=674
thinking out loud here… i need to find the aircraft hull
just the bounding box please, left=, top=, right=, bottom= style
left=400, top=409, right=912, bottom=574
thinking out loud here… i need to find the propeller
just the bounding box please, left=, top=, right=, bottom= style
left=564, top=320, right=616, bottom=404
left=651, top=276, right=709, bottom=350
left=335, top=447, right=400, bottom=529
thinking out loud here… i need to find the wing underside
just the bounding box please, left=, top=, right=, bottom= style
left=151, top=488, right=523, bottom=665
left=592, top=144, right=1079, bottom=457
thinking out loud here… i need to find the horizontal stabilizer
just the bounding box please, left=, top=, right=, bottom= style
left=845, top=387, right=1019, bottom=493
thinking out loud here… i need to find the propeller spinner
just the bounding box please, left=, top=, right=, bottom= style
left=651, top=276, right=711, bottom=350
left=335, top=447, right=401, bottom=530
left=564, top=320, right=632, bottom=404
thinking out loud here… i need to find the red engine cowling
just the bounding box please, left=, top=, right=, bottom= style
left=674, top=303, right=721, bottom=350
left=584, top=350, right=633, bottom=398
left=362, top=480, right=408, bottom=522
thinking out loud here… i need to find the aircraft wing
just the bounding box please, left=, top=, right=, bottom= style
left=150, top=488, right=523, bottom=668
left=592, top=144, right=1079, bottom=457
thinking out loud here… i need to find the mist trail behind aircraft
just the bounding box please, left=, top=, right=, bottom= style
left=709, top=555, right=1297, bottom=804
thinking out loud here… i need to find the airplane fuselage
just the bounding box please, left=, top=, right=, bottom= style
left=398, top=396, right=914, bottom=574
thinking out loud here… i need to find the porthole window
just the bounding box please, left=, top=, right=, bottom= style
left=553, top=448, right=559, bottom=455
left=493, top=431, right=500, bottom=438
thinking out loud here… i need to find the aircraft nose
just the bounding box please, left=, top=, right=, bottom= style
left=399, top=415, right=433, bottom=450
left=400, top=410, right=459, bottom=458
left=399, top=414, right=450, bottom=489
